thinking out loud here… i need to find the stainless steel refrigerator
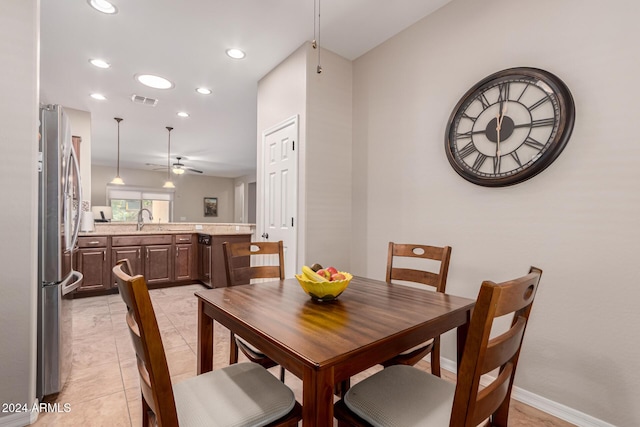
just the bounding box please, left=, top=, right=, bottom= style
left=37, top=104, right=84, bottom=398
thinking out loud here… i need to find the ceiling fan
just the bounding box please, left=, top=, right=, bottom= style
left=146, top=156, right=203, bottom=174
left=171, top=156, right=203, bottom=174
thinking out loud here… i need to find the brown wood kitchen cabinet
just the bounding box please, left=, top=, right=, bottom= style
left=76, top=236, right=110, bottom=293
left=111, top=235, right=173, bottom=286
left=174, top=234, right=195, bottom=281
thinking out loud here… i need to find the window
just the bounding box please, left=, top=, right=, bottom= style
left=107, top=186, right=174, bottom=223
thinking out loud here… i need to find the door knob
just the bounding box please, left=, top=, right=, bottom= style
left=261, top=233, right=269, bottom=239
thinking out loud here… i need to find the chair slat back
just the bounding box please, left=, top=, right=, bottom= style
left=386, top=242, right=452, bottom=291
left=224, top=241, right=285, bottom=286
left=451, top=266, right=542, bottom=427
left=113, top=260, right=179, bottom=427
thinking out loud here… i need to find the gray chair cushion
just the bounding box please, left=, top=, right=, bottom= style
left=174, top=362, right=295, bottom=427
left=344, top=365, right=455, bottom=427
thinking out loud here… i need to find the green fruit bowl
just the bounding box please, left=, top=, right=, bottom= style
left=295, top=272, right=353, bottom=302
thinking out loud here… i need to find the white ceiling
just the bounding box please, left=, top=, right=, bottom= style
left=40, top=0, right=450, bottom=178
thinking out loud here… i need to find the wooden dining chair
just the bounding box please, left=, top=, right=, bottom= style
left=383, top=242, right=452, bottom=376
left=223, top=240, right=286, bottom=382
left=112, top=260, right=301, bottom=427
left=334, top=267, right=542, bottom=427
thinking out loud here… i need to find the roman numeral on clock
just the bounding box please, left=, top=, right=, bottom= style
left=528, top=96, right=550, bottom=111
left=531, top=118, right=555, bottom=128
left=478, top=93, right=490, bottom=109
left=498, top=82, right=510, bottom=102
left=457, top=142, right=478, bottom=159
left=523, top=136, right=546, bottom=150
left=472, top=153, right=488, bottom=171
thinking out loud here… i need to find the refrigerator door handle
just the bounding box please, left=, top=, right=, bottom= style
left=61, top=270, right=83, bottom=296
left=67, top=145, right=83, bottom=252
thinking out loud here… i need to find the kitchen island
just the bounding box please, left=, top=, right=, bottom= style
left=75, top=222, right=254, bottom=296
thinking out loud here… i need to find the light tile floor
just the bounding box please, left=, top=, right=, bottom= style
left=34, top=283, right=575, bottom=426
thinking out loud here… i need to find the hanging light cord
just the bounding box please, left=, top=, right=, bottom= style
left=166, top=127, right=173, bottom=181
left=316, top=0, right=322, bottom=73
left=115, top=117, right=122, bottom=176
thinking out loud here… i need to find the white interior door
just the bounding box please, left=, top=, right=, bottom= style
left=262, top=116, right=298, bottom=278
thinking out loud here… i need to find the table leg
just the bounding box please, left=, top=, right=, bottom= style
left=302, top=366, right=334, bottom=426
left=197, top=299, right=214, bottom=374
left=456, top=310, right=471, bottom=370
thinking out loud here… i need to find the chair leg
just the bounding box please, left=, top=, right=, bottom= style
left=229, top=331, right=239, bottom=364
left=334, top=378, right=351, bottom=397
left=141, top=394, right=152, bottom=427
left=431, top=338, right=441, bottom=377
left=279, top=366, right=285, bottom=382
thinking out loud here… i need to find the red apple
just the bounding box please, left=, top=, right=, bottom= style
left=317, top=269, right=331, bottom=280
left=327, top=266, right=338, bottom=275
left=331, top=273, right=346, bottom=281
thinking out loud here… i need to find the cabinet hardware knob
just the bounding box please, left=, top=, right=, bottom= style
left=89, top=241, right=100, bottom=245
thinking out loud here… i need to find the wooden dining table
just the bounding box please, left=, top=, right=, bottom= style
left=195, top=276, right=475, bottom=426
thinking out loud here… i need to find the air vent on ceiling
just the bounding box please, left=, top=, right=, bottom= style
left=131, top=94, right=158, bottom=107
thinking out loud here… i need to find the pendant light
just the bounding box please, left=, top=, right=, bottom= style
left=163, top=126, right=175, bottom=188
left=110, top=117, right=125, bottom=185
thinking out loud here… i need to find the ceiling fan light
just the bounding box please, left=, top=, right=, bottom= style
left=163, top=180, right=175, bottom=189
left=172, top=167, right=185, bottom=175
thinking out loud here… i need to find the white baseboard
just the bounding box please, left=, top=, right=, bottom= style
left=440, top=358, right=616, bottom=427
left=0, top=409, right=38, bottom=427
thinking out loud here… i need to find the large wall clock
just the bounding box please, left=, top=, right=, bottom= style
left=445, top=67, right=575, bottom=187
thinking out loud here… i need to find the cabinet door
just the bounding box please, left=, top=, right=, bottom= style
left=112, top=246, right=143, bottom=284
left=175, top=244, right=193, bottom=281
left=77, top=248, right=109, bottom=292
left=145, top=245, right=172, bottom=285
left=198, top=245, right=212, bottom=287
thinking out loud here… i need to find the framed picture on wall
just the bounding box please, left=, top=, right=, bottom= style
left=204, top=197, right=218, bottom=217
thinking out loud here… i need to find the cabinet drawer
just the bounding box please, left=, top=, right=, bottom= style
left=112, top=234, right=172, bottom=246
left=174, top=234, right=193, bottom=244
left=77, top=236, right=108, bottom=248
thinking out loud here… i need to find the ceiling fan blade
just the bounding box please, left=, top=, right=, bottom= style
left=187, top=167, right=203, bottom=174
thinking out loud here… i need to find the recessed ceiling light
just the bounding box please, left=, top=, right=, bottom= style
left=135, top=74, right=174, bottom=90
left=226, top=48, right=246, bottom=59
left=90, top=93, right=107, bottom=100
left=196, top=87, right=212, bottom=95
left=87, top=0, right=117, bottom=14
left=177, top=112, right=190, bottom=118
left=89, top=58, right=110, bottom=69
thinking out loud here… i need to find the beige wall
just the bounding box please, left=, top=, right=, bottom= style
left=257, top=44, right=308, bottom=266
left=233, top=174, right=257, bottom=223
left=257, top=43, right=353, bottom=272
left=65, top=107, right=92, bottom=205
left=91, top=165, right=236, bottom=223
left=304, top=47, right=353, bottom=268
left=0, top=0, right=39, bottom=425
left=351, top=0, right=640, bottom=426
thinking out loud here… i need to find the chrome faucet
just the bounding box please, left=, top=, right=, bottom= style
left=137, top=208, right=153, bottom=231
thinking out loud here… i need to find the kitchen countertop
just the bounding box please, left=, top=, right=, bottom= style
left=79, top=222, right=255, bottom=236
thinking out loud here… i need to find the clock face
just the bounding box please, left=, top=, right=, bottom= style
left=445, top=68, right=575, bottom=187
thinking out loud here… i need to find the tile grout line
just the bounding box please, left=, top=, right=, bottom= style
left=108, top=295, right=137, bottom=427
